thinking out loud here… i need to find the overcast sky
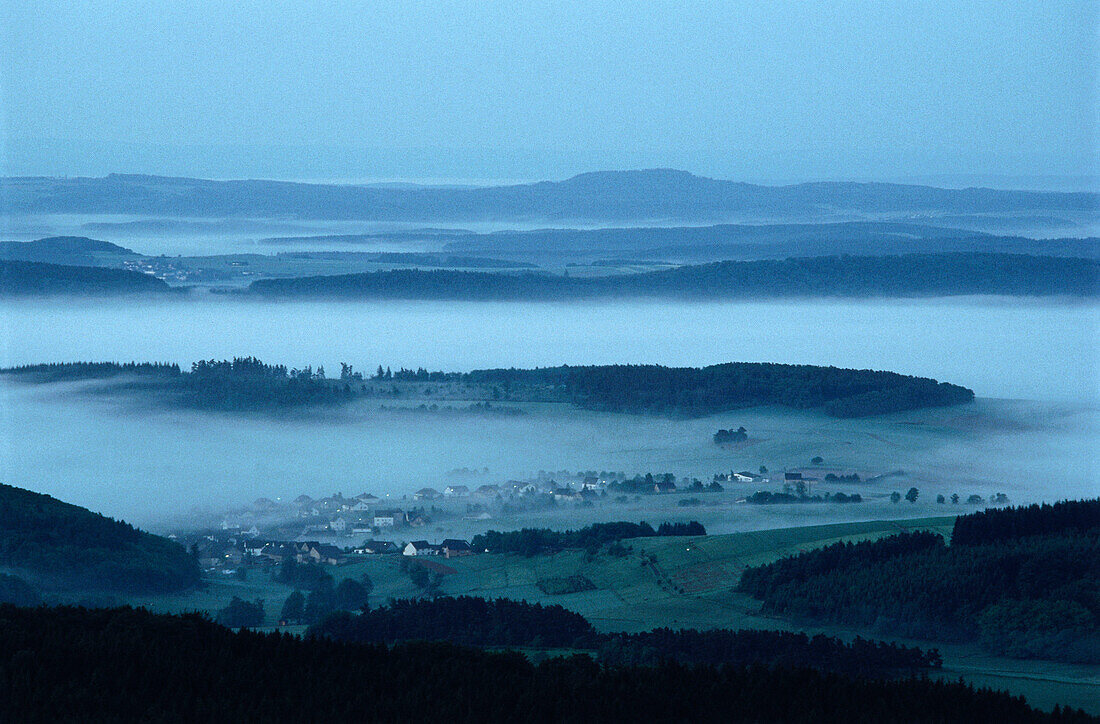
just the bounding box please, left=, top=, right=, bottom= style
left=1, top=1, right=1097, bottom=184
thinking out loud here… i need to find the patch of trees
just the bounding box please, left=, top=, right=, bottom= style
left=275, top=561, right=373, bottom=624
left=461, top=363, right=974, bottom=418
left=598, top=629, right=940, bottom=677
left=713, top=426, right=747, bottom=444
left=399, top=558, right=444, bottom=596
left=745, top=491, right=863, bottom=504
left=181, top=357, right=349, bottom=409
left=216, top=597, right=264, bottom=628
left=825, top=472, right=861, bottom=482
left=310, top=596, right=599, bottom=649
left=470, top=521, right=705, bottom=557
left=738, top=510, right=1100, bottom=663
left=247, top=253, right=1100, bottom=300
left=951, top=499, right=1100, bottom=546
left=0, top=484, right=200, bottom=594
left=0, top=259, right=171, bottom=296
left=2, top=605, right=1079, bottom=724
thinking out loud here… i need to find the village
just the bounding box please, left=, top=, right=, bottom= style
left=181, top=463, right=914, bottom=575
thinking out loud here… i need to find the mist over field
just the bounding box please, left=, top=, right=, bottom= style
left=0, top=294, right=1096, bottom=526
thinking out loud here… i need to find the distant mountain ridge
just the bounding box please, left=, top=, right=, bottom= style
left=4, top=170, right=1097, bottom=221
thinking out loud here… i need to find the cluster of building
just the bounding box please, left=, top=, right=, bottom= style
left=189, top=533, right=478, bottom=572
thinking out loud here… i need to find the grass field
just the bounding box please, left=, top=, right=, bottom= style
left=123, top=515, right=1098, bottom=714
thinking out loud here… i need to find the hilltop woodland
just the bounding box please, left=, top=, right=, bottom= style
left=1, top=358, right=975, bottom=417
left=0, top=484, right=200, bottom=595
left=738, top=499, right=1100, bottom=663
left=2, top=605, right=1089, bottom=724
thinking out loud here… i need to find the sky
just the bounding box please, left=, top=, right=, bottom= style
left=1, top=1, right=1097, bottom=185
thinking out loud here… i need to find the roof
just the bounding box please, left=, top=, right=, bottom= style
left=441, top=539, right=471, bottom=550
left=407, top=540, right=433, bottom=549
left=785, top=472, right=803, bottom=480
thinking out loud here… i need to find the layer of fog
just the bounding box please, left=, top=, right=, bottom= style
left=1, top=380, right=1095, bottom=531
left=5, top=211, right=1098, bottom=258
left=2, top=297, right=1096, bottom=403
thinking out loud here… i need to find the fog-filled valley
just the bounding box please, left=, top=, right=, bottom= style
left=1, top=293, right=1096, bottom=527
left=4, top=3, right=1100, bottom=718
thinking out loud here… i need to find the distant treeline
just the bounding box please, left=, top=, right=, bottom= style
left=0, top=358, right=349, bottom=411
left=738, top=500, right=1100, bottom=663
left=470, top=521, right=706, bottom=556
left=0, top=259, right=172, bottom=296
left=745, top=491, right=863, bottom=504
left=0, top=483, right=200, bottom=594
left=459, top=363, right=974, bottom=418
left=2, top=359, right=976, bottom=418
left=247, top=253, right=1100, bottom=299
left=2, top=605, right=1079, bottom=724
left=0, top=361, right=181, bottom=382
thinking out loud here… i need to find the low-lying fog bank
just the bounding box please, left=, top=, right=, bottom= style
left=1, top=378, right=1094, bottom=529
left=1, top=296, right=1097, bottom=402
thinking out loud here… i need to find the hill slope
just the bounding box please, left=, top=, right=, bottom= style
left=0, top=259, right=171, bottom=296
left=0, top=236, right=137, bottom=266
left=247, top=253, right=1100, bottom=299
left=0, top=484, right=200, bottom=594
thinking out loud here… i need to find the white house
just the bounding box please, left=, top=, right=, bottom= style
left=403, top=540, right=438, bottom=556
left=373, top=511, right=399, bottom=528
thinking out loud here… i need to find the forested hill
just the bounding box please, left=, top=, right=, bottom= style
left=0, top=236, right=136, bottom=266
left=457, top=363, right=975, bottom=417
left=0, top=606, right=1081, bottom=723
left=1, top=358, right=974, bottom=418
left=4, top=170, right=1097, bottom=220
left=0, top=483, right=200, bottom=594
left=0, top=259, right=171, bottom=296
left=247, top=253, right=1100, bottom=299
left=738, top=499, right=1100, bottom=663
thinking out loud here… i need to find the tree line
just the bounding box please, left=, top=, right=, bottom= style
left=2, top=358, right=976, bottom=418
left=2, top=604, right=1085, bottom=723
left=737, top=501, right=1100, bottom=663
left=470, top=521, right=706, bottom=556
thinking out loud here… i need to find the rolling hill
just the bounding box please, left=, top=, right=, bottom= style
left=4, top=170, right=1097, bottom=221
